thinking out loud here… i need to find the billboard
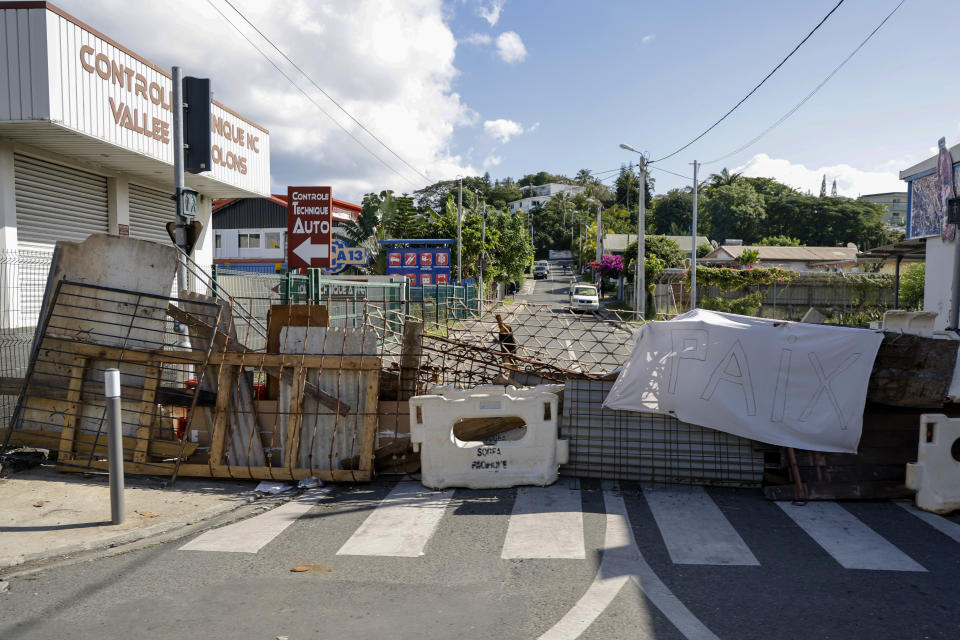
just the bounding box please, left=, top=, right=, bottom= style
left=386, top=247, right=452, bottom=285
left=287, top=186, right=332, bottom=269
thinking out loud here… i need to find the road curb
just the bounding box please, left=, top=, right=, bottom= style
left=0, top=489, right=263, bottom=574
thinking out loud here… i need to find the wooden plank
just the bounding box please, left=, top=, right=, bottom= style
left=0, top=376, right=24, bottom=396
left=132, top=370, right=161, bottom=463
left=60, top=460, right=370, bottom=482
left=169, top=303, right=344, bottom=412
left=267, top=304, right=329, bottom=399
left=285, top=372, right=306, bottom=474
left=55, top=357, right=87, bottom=462
left=41, top=338, right=379, bottom=369
left=209, top=365, right=239, bottom=469
left=356, top=363, right=380, bottom=480
left=4, top=428, right=198, bottom=459
left=868, top=333, right=957, bottom=408
left=399, top=321, right=422, bottom=401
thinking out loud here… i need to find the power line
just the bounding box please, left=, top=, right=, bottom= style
left=651, top=0, right=846, bottom=163
left=702, top=0, right=906, bottom=166
left=650, top=165, right=692, bottom=181
left=218, top=0, right=433, bottom=185
left=205, top=0, right=424, bottom=189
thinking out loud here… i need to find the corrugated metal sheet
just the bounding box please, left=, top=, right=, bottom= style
left=213, top=198, right=286, bottom=229
left=129, top=182, right=175, bottom=244
left=708, top=245, right=858, bottom=262
left=560, top=379, right=763, bottom=487
left=14, top=153, right=108, bottom=251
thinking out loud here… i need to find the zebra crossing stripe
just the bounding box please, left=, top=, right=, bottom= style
left=644, top=486, right=759, bottom=566
left=337, top=483, right=453, bottom=557
left=179, top=491, right=323, bottom=553
left=898, top=502, right=960, bottom=544
left=538, top=485, right=719, bottom=640
left=777, top=501, right=926, bottom=571
left=502, top=483, right=585, bottom=559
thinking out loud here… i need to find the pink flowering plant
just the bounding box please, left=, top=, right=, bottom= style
left=596, top=254, right=624, bottom=279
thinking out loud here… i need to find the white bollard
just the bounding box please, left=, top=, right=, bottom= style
left=104, top=368, right=125, bottom=525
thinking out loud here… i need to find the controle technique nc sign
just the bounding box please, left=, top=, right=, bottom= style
left=287, top=186, right=332, bottom=269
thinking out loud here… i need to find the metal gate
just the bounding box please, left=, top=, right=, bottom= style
left=14, top=154, right=108, bottom=252
left=129, top=183, right=176, bottom=244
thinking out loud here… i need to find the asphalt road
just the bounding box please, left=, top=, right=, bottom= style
left=2, top=478, right=960, bottom=640
left=450, top=263, right=635, bottom=376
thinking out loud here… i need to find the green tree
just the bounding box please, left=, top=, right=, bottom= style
left=696, top=242, right=713, bottom=258
left=623, top=235, right=685, bottom=279
left=651, top=188, right=703, bottom=236
left=489, top=209, right=534, bottom=282
left=819, top=174, right=827, bottom=198
left=705, top=181, right=766, bottom=244
left=900, top=263, right=925, bottom=309
left=336, top=193, right=381, bottom=246
left=707, top=167, right=742, bottom=189
left=758, top=235, right=802, bottom=246
left=737, top=248, right=760, bottom=267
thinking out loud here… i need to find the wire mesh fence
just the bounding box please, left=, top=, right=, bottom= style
left=0, top=249, right=55, bottom=430
left=560, top=379, right=764, bottom=487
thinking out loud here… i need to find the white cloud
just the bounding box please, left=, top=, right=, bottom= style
left=642, top=34, right=655, bottom=44
left=484, top=119, right=524, bottom=143
left=528, top=122, right=540, bottom=132
left=735, top=153, right=905, bottom=197
left=496, top=31, right=527, bottom=63
left=55, top=0, right=477, bottom=201
left=483, top=153, right=502, bottom=168
left=462, top=33, right=492, bottom=46
left=478, top=0, right=505, bottom=27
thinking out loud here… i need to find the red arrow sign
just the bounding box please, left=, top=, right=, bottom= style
left=287, top=186, right=332, bottom=268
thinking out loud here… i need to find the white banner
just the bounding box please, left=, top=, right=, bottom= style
left=603, top=309, right=884, bottom=453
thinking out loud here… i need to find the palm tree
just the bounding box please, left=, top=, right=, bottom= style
left=575, top=168, right=594, bottom=185
left=551, top=191, right=571, bottom=227
left=335, top=192, right=381, bottom=246
left=707, top=167, right=742, bottom=189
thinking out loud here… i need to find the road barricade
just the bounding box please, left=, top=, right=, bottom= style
left=906, top=413, right=960, bottom=514
left=410, top=385, right=567, bottom=490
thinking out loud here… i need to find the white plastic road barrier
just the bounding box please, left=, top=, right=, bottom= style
left=906, top=414, right=960, bottom=514
left=882, top=310, right=937, bottom=337
left=410, top=385, right=567, bottom=490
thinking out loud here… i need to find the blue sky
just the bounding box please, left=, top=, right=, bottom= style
left=57, top=0, right=959, bottom=200
left=446, top=0, right=953, bottom=196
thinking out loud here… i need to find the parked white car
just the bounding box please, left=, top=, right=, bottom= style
left=533, top=261, right=550, bottom=279
left=569, top=284, right=599, bottom=311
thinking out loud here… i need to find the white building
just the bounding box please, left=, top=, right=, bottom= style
left=507, top=183, right=584, bottom=213
left=0, top=2, right=270, bottom=264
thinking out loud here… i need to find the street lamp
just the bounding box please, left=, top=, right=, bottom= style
left=619, top=143, right=646, bottom=318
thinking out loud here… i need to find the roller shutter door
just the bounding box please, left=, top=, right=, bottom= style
left=14, top=154, right=108, bottom=253
left=129, top=183, right=176, bottom=245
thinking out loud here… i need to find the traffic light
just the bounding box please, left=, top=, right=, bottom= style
left=182, top=76, right=211, bottom=174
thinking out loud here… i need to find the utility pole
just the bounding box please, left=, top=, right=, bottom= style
left=626, top=162, right=631, bottom=212
left=172, top=67, right=188, bottom=297
left=595, top=203, right=602, bottom=266
left=457, top=177, right=462, bottom=283
left=479, top=201, right=486, bottom=303
left=691, top=160, right=699, bottom=310
left=636, top=157, right=646, bottom=318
